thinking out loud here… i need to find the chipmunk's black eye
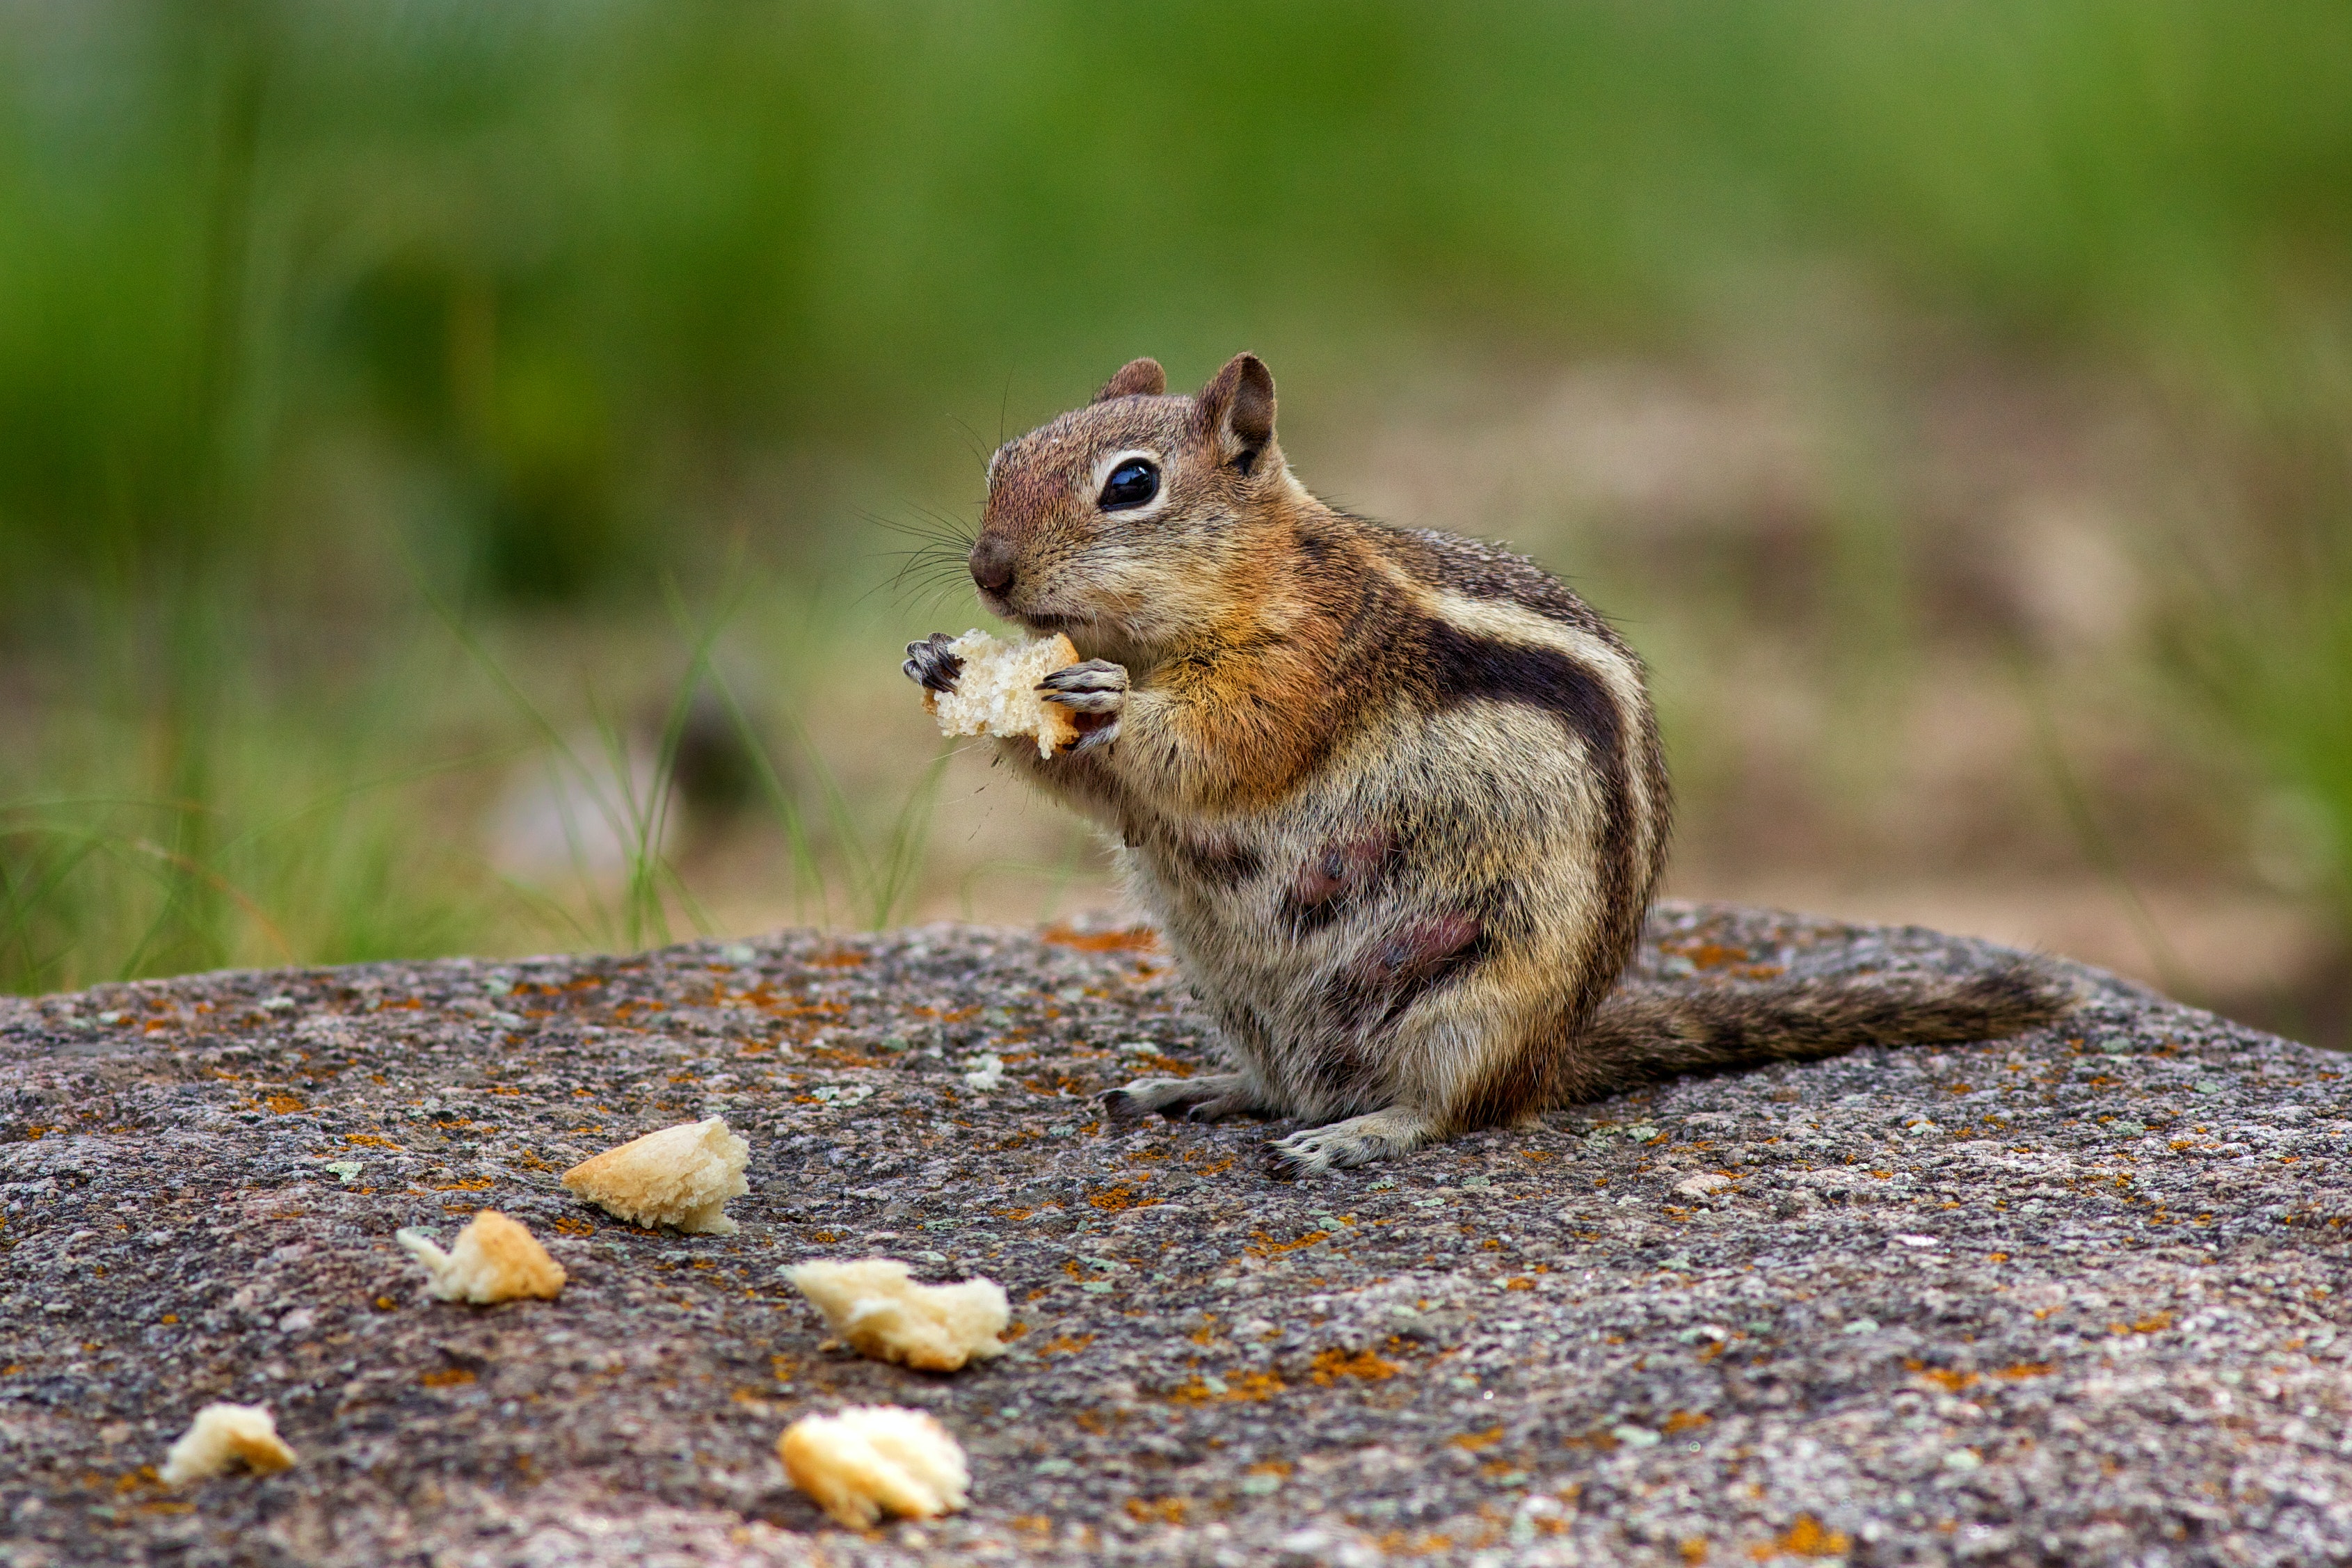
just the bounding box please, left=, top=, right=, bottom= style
left=1098, top=458, right=1160, bottom=511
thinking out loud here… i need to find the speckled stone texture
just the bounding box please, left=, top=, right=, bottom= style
left=4, top=903, right=2349, bottom=1568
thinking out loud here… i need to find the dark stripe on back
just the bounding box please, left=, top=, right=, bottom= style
left=1363, top=529, right=1672, bottom=1134
left=1418, top=619, right=1622, bottom=766
left=1416, top=614, right=1647, bottom=1129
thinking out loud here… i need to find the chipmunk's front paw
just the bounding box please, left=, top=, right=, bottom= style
left=902, top=632, right=963, bottom=694
left=1039, top=659, right=1128, bottom=752
left=1039, top=659, right=1127, bottom=711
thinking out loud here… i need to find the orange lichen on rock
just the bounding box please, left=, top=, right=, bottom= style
left=1309, top=1347, right=1400, bottom=1384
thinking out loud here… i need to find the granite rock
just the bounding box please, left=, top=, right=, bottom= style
left=3, top=902, right=2349, bottom=1567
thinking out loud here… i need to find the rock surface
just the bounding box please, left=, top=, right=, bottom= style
left=3, top=902, right=2349, bottom=1567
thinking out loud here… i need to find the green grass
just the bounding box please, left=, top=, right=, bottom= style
left=0, top=676, right=967, bottom=998
left=2171, top=520, right=2352, bottom=927
left=1, top=0, right=2348, bottom=990
left=0, top=701, right=499, bottom=993
left=0, top=575, right=970, bottom=993
left=4, top=0, right=2346, bottom=599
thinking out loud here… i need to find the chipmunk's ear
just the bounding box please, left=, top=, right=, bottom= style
left=1197, top=353, right=1277, bottom=474
left=1094, top=358, right=1167, bottom=402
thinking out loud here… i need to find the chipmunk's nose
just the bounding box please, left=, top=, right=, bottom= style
left=968, top=534, right=1018, bottom=596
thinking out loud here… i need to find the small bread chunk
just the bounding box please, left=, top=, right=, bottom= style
left=160, top=1403, right=297, bottom=1487
left=778, top=1405, right=969, bottom=1528
left=561, top=1117, right=750, bottom=1235
left=396, top=1209, right=567, bottom=1303
left=783, top=1258, right=1009, bottom=1372
left=921, top=630, right=1080, bottom=758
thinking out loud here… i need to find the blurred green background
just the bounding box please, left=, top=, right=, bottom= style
left=3, top=0, right=2347, bottom=1041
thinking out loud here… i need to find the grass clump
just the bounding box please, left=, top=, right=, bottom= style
left=2, top=1, right=2349, bottom=993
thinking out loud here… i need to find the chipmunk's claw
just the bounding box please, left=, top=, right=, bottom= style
left=902, top=633, right=963, bottom=693
left=1037, top=659, right=1128, bottom=712
left=1102, top=1073, right=1259, bottom=1123
left=1262, top=1144, right=1309, bottom=1180
left=1041, top=659, right=1128, bottom=754
left=1268, top=1108, right=1437, bottom=1176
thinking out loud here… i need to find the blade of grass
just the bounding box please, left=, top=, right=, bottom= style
left=696, top=658, right=833, bottom=927
left=405, top=553, right=651, bottom=948
left=2019, top=674, right=2199, bottom=1005
left=861, top=748, right=952, bottom=929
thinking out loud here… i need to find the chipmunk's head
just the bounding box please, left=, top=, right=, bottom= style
left=971, top=351, right=1299, bottom=658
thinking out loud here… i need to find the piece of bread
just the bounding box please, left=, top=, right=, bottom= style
left=777, top=1405, right=969, bottom=1528
left=160, top=1403, right=298, bottom=1487
left=395, top=1209, right=567, bottom=1303
left=783, top=1258, right=1009, bottom=1373
left=921, top=630, right=1080, bottom=758
left=560, top=1117, right=749, bottom=1235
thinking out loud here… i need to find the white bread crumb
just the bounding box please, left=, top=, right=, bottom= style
left=783, top=1258, right=1009, bottom=1372
left=561, top=1117, right=749, bottom=1234
left=777, top=1405, right=969, bottom=1528
left=160, top=1403, right=297, bottom=1487
left=395, top=1209, right=567, bottom=1303
left=922, top=630, right=1080, bottom=758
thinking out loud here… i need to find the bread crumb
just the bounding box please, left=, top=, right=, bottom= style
left=784, top=1258, right=1009, bottom=1372
left=160, top=1403, right=297, bottom=1487
left=396, top=1209, right=567, bottom=1303
left=777, top=1405, right=969, bottom=1528
left=561, top=1117, right=749, bottom=1234
left=922, top=630, right=1079, bottom=757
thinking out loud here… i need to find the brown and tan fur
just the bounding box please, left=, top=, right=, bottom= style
left=904, top=353, right=2075, bottom=1174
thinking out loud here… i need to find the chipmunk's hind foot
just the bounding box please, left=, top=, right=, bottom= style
left=1268, top=1106, right=1439, bottom=1178
left=1101, top=1073, right=1265, bottom=1123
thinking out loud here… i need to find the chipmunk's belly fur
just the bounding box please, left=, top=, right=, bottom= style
left=1121, top=701, right=1625, bottom=1126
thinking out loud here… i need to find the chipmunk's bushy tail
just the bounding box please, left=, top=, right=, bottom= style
left=1567, top=959, right=2075, bottom=1097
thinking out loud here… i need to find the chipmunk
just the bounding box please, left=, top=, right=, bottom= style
left=904, top=353, right=2074, bottom=1174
